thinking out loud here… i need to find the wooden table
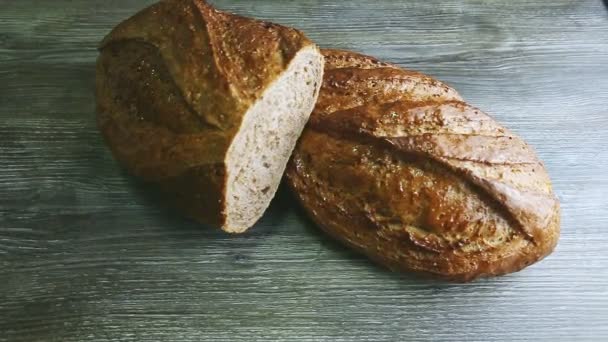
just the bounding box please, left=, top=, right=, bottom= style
left=2, top=0, right=608, bottom=341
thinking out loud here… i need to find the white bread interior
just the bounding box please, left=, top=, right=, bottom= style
left=223, top=46, right=324, bottom=233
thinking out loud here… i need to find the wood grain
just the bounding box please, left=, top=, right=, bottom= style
left=1, top=0, right=608, bottom=341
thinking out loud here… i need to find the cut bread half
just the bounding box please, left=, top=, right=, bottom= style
left=96, top=0, right=324, bottom=232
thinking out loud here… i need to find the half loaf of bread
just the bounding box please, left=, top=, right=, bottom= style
left=96, top=0, right=324, bottom=232
left=287, top=50, right=560, bottom=281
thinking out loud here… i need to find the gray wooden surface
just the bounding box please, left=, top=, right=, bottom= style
left=1, top=0, right=608, bottom=341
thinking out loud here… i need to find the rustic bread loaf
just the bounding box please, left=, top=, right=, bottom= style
left=96, top=0, right=324, bottom=232
left=286, top=49, right=560, bottom=281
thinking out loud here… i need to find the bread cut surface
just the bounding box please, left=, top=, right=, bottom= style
left=224, top=46, right=322, bottom=232
left=287, top=50, right=560, bottom=281
left=96, top=0, right=323, bottom=232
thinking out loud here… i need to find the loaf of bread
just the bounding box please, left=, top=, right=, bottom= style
left=96, top=0, right=324, bottom=232
left=286, top=50, right=560, bottom=281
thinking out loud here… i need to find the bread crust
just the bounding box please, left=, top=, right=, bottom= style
left=96, top=0, right=316, bottom=229
left=287, top=49, right=560, bottom=281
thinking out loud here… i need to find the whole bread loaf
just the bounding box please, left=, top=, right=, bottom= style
left=286, top=50, right=560, bottom=281
left=96, top=0, right=324, bottom=232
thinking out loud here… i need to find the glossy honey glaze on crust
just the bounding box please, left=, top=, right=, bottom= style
left=287, top=49, right=560, bottom=281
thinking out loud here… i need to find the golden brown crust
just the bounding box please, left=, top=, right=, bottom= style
left=287, top=50, right=560, bottom=281
left=96, top=0, right=314, bottom=228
